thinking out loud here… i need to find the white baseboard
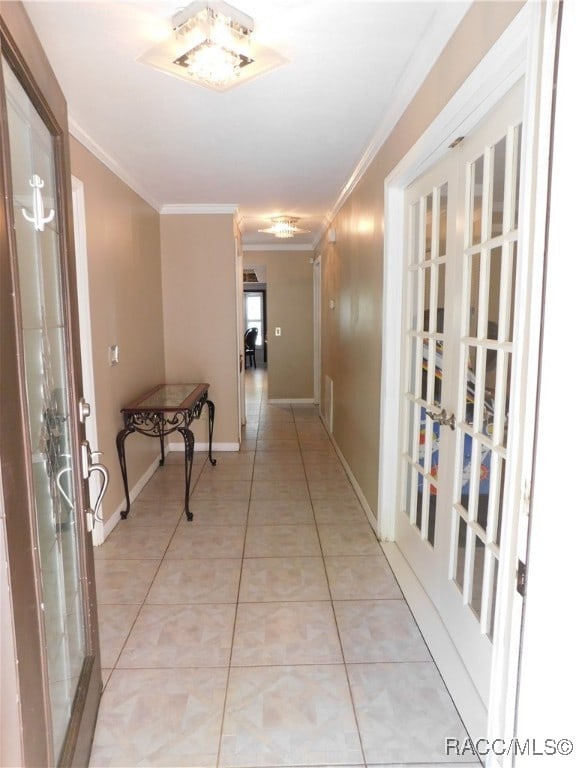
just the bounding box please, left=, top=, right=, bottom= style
left=319, top=411, right=378, bottom=533
left=167, top=441, right=240, bottom=453
left=93, top=454, right=161, bottom=545
left=382, top=541, right=487, bottom=743
left=267, top=398, right=315, bottom=405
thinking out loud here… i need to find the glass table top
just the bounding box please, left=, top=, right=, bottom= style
left=123, top=384, right=207, bottom=411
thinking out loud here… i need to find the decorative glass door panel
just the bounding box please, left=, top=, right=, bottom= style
left=397, top=82, right=523, bottom=704
left=2, top=56, right=100, bottom=764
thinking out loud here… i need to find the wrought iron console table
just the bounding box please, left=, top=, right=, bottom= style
left=116, top=383, right=216, bottom=521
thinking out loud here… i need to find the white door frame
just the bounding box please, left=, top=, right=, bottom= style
left=377, top=1, right=558, bottom=750
left=516, top=0, right=576, bottom=748
left=71, top=175, right=104, bottom=545
left=313, top=252, right=322, bottom=404
left=235, top=229, right=246, bottom=434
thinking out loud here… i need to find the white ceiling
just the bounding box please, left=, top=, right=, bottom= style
left=24, top=1, right=472, bottom=248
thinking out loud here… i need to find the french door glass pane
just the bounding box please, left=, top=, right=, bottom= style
left=491, top=137, right=507, bottom=238
left=438, top=183, right=448, bottom=257
left=471, top=155, right=484, bottom=245
left=425, top=192, right=433, bottom=259
left=470, top=535, right=486, bottom=619
left=454, top=515, right=467, bottom=592
left=3, top=58, right=86, bottom=763
left=489, top=558, right=499, bottom=640
left=513, top=127, right=523, bottom=230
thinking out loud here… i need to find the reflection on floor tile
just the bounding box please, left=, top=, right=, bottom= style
left=90, top=369, right=476, bottom=768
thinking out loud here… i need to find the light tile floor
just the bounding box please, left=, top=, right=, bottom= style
left=89, top=369, right=478, bottom=768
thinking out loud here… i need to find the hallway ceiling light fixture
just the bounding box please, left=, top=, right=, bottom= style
left=139, top=1, right=287, bottom=92
left=258, top=216, right=311, bottom=239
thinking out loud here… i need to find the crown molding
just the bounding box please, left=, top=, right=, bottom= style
left=326, top=1, right=473, bottom=225
left=160, top=203, right=239, bottom=215
left=69, top=118, right=162, bottom=212
left=243, top=243, right=314, bottom=252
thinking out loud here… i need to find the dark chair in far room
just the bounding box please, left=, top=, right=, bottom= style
left=244, top=327, right=258, bottom=368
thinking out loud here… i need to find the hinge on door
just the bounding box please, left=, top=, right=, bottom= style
left=516, top=560, right=527, bottom=597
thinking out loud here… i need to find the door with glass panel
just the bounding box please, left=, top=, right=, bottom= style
left=397, top=82, right=523, bottom=704
left=0, top=18, right=103, bottom=767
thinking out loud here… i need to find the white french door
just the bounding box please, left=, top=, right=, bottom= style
left=396, top=81, right=523, bottom=705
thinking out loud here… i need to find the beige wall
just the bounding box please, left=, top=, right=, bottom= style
left=318, top=1, right=523, bottom=514
left=160, top=214, right=239, bottom=446
left=244, top=250, right=314, bottom=401
left=70, top=138, right=165, bottom=524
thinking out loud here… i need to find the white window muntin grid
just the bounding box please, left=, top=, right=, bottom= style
left=450, top=123, right=520, bottom=634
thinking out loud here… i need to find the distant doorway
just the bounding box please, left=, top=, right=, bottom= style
left=243, top=289, right=267, bottom=366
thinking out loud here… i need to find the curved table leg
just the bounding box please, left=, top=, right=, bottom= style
left=159, top=424, right=166, bottom=467
left=116, top=426, right=135, bottom=518
left=207, top=399, right=216, bottom=466
left=178, top=426, right=195, bottom=521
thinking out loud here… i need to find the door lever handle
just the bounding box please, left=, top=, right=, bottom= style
left=88, top=461, right=109, bottom=522
left=425, top=407, right=455, bottom=430
left=81, top=440, right=110, bottom=523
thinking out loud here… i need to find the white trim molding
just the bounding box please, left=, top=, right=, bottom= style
left=167, top=442, right=240, bottom=453
left=321, top=415, right=378, bottom=534
left=160, top=203, right=238, bottom=215
left=70, top=119, right=161, bottom=211
left=99, top=455, right=161, bottom=543
left=243, top=244, right=314, bottom=252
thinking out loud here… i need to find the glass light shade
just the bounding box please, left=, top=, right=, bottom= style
left=139, top=2, right=287, bottom=92
left=173, top=4, right=253, bottom=87
left=258, top=216, right=310, bottom=238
